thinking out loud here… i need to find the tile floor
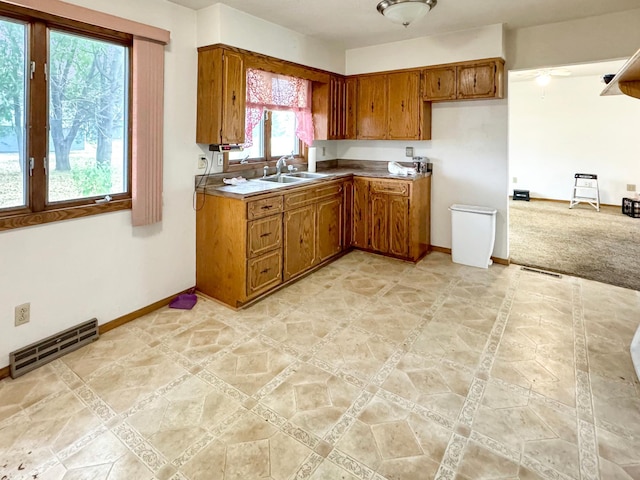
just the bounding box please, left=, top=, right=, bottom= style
left=1, top=251, right=640, bottom=480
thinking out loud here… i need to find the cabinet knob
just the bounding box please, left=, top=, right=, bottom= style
left=371, top=102, right=374, bottom=113
left=401, top=100, right=405, bottom=112
left=260, top=232, right=272, bottom=238
left=232, top=91, right=236, bottom=103
left=437, top=78, right=441, bottom=89
left=260, top=268, right=270, bottom=274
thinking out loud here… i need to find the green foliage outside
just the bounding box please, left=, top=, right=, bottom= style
left=0, top=18, right=127, bottom=209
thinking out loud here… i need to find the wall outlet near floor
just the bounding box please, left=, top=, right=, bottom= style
left=627, top=184, right=636, bottom=192
left=405, top=147, right=414, bottom=157
left=512, top=177, right=518, bottom=183
left=198, top=155, right=207, bottom=169
left=15, top=303, right=30, bottom=326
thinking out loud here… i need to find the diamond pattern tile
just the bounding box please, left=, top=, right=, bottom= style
left=0, top=251, right=638, bottom=480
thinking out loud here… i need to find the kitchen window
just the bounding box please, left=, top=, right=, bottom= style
left=229, top=68, right=313, bottom=166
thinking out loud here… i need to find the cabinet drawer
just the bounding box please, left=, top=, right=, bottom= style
left=315, top=182, right=343, bottom=201
left=369, top=180, right=410, bottom=196
left=247, top=249, right=282, bottom=297
left=284, top=181, right=344, bottom=210
left=247, top=195, right=283, bottom=220
left=248, top=214, right=282, bottom=258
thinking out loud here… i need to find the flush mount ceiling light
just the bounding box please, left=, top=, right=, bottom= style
left=377, top=0, right=437, bottom=27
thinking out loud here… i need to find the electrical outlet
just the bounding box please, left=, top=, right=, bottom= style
left=405, top=147, right=414, bottom=157
left=627, top=184, right=636, bottom=192
left=198, top=155, right=207, bottom=169
left=512, top=177, right=518, bottom=183
left=216, top=153, right=223, bottom=166
left=15, top=302, right=30, bottom=326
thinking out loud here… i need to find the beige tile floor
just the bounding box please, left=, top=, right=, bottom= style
left=1, top=251, right=640, bottom=480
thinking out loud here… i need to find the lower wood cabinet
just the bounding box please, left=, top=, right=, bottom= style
left=284, top=180, right=344, bottom=281
left=284, top=204, right=316, bottom=281
left=197, top=179, right=346, bottom=308
left=351, top=176, right=431, bottom=262
left=196, top=174, right=430, bottom=308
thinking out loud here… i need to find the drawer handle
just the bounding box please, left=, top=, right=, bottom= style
left=260, top=232, right=271, bottom=238
left=260, top=268, right=271, bottom=274
left=261, top=205, right=273, bottom=210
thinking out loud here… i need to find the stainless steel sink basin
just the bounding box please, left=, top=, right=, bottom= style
left=286, top=172, right=329, bottom=179
left=257, top=175, right=307, bottom=184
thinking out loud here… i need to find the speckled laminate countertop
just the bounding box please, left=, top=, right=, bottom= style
left=198, top=168, right=431, bottom=200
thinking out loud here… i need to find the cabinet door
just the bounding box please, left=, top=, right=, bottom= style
left=423, top=66, right=457, bottom=101
left=221, top=51, right=245, bottom=144
left=345, top=77, right=358, bottom=140
left=284, top=204, right=316, bottom=281
left=317, top=195, right=343, bottom=263
left=457, top=62, right=496, bottom=99
left=370, top=193, right=389, bottom=253
left=388, top=71, right=421, bottom=140
left=196, top=48, right=223, bottom=144
left=357, top=75, right=387, bottom=139
left=329, top=76, right=346, bottom=139
left=352, top=178, right=369, bottom=248
left=388, top=195, right=410, bottom=258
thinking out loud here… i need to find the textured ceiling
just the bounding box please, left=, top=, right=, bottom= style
left=165, top=0, right=640, bottom=49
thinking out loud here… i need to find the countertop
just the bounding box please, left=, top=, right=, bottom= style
left=199, top=168, right=431, bottom=200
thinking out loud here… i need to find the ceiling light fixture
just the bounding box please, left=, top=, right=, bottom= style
left=377, top=0, right=437, bottom=27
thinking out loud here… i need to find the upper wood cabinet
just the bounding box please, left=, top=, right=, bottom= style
left=458, top=61, right=499, bottom=99
left=345, top=77, right=358, bottom=140
left=196, top=47, right=245, bottom=145
left=388, top=71, right=422, bottom=140
left=313, top=75, right=348, bottom=140
left=423, top=66, right=457, bottom=101
left=357, top=75, right=388, bottom=140
left=423, top=58, right=504, bottom=102
left=356, top=71, right=430, bottom=141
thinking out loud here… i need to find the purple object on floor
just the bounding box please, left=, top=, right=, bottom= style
left=169, top=289, right=197, bottom=310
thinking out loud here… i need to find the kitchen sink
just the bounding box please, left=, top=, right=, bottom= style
left=256, top=175, right=308, bottom=184
left=286, top=172, right=329, bottom=179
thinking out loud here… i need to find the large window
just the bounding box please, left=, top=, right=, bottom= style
left=0, top=8, right=131, bottom=226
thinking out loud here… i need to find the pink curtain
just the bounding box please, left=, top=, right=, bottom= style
left=131, top=38, right=164, bottom=227
left=245, top=69, right=314, bottom=147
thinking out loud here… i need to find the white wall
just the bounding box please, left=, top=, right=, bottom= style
left=196, top=3, right=345, bottom=74
left=507, top=9, right=640, bottom=70
left=344, top=26, right=509, bottom=259
left=346, top=24, right=505, bottom=75
left=509, top=74, right=640, bottom=204
left=0, top=0, right=200, bottom=366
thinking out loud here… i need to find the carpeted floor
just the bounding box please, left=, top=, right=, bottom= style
left=509, top=198, right=640, bottom=291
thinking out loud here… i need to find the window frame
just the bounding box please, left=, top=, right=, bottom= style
left=226, top=109, right=306, bottom=172
left=0, top=3, right=133, bottom=231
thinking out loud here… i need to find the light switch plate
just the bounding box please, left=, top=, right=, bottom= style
left=405, top=147, right=414, bottom=157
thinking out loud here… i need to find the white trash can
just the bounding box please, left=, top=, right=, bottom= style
left=449, top=204, right=497, bottom=268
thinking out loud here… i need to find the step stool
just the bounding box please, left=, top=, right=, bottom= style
left=569, top=173, right=600, bottom=211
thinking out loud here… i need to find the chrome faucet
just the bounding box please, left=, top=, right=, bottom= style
left=275, top=155, right=293, bottom=176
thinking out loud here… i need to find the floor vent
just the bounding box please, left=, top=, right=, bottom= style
left=9, top=318, right=99, bottom=378
left=521, top=267, right=562, bottom=279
